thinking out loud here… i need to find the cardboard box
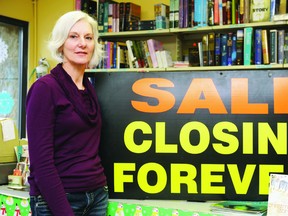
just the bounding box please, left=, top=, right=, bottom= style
left=0, top=118, right=20, bottom=163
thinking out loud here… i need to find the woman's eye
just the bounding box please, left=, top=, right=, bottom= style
left=86, top=36, right=93, bottom=40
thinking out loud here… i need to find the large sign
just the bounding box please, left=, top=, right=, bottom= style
left=91, top=70, right=288, bottom=201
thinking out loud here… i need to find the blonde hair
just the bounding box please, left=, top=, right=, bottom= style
left=48, top=11, right=103, bottom=68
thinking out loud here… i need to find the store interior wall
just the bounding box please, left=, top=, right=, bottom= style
left=0, top=0, right=170, bottom=87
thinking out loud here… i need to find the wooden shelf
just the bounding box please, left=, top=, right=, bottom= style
left=86, top=64, right=286, bottom=73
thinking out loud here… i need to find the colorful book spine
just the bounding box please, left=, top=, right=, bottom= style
left=226, top=0, right=231, bottom=24
left=227, top=32, right=233, bottom=65
left=254, top=29, right=262, bottom=65
left=270, top=0, right=276, bottom=21
left=261, top=29, right=269, bottom=65
left=214, top=0, right=219, bottom=25
left=239, top=0, right=244, bottom=23
left=208, top=0, right=214, bottom=26
left=174, top=0, right=180, bottom=27
left=232, top=33, right=237, bottom=65
left=208, top=32, right=215, bottom=66
left=98, top=0, right=105, bottom=32
left=284, top=33, right=288, bottom=64
left=236, top=29, right=244, bottom=65
left=231, top=0, right=236, bottom=24
left=221, top=33, right=228, bottom=66
left=169, top=0, right=175, bottom=28
left=198, top=42, right=203, bottom=66
left=269, top=29, right=277, bottom=64
left=215, top=33, right=221, bottom=66
left=250, top=0, right=270, bottom=22
left=75, top=0, right=81, bottom=10
left=243, top=0, right=250, bottom=23
left=202, top=34, right=209, bottom=66
left=194, top=0, right=207, bottom=26
left=278, top=30, right=285, bottom=64
left=243, top=27, right=253, bottom=65
left=189, top=42, right=200, bottom=66
left=126, top=40, right=138, bottom=68
left=279, top=0, right=287, bottom=14
left=222, top=0, right=227, bottom=25
left=147, top=39, right=164, bottom=68
left=219, top=0, right=223, bottom=25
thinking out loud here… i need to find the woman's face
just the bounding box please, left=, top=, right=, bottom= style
left=62, top=19, right=95, bottom=67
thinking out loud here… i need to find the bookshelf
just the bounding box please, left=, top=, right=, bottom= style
left=86, top=0, right=288, bottom=72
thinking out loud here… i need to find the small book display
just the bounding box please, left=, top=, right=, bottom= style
left=267, top=173, right=288, bottom=216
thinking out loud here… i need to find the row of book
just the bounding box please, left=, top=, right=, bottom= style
left=188, top=28, right=288, bottom=67
left=97, top=39, right=173, bottom=69
left=170, top=0, right=288, bottom=29
left=77, top=0, right=288, bottom=33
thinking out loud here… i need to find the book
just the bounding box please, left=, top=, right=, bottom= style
left=147, top=39, right=164, bottom=68
left=188, top=42, right=200, bottom=66
left=155, top=50, right=163, bottom=68
left=174, top=0, right=180, bottom=27
left=126, top=40, right=138, bottom=68
left=254, top=29, right=263, bottom=65
left=154, top=3, right=170, bottom=29
left=250, top=0, right=270, bottom=22
left=116, top=42, right=129, bottom=68
left=202, top=34, right=209, bottom=66
left=222, top=0, right=227, bottom=24
left=215, top=33, right=221, bottom=66
left=261, top=29, right=269, bottom=65
left=267, top=173, right=288, bottom=215
left=75, top=0, right=81, bottom=10
left=219, top=0, right=223, bottom=25
left=160, top=50, right=173, bottom=67
left=169, top=0, right=175, bottom=28
left=214, top=0, right=219, bottom=25
left=211, top=201, right=268, bottom=215
left=269, top=29, right=277, bottom=64
left=231, top=32, right=237, bottom=65
left=98, top=0, right=105, bottom=32
left=198, top=42, right=204, bottom=66
left=279, top=0, right=287, bottom=14
left=208, top=0, right=214, bottom=26
left=226, top=0, right=231, bottom=24
left=221, top=33, right=228, bottom=66
left=243, top=0, right=250, bottom=23
left=270, top=0, right=276, bottom=21
left=227, top=32, right=233, bottom=65
left=119, top=2, right=126, bottom=31
left=278, top=30, right=285, bottom=64
left=141, top=40, right=153, bottom=68
left=284, top=32, right=288, bottom=64
left=244, top=27, right=253, bottom=65
left=194, top=0, right=207, bottom=26
left=236, top=29, right=244, bottom=65
left=208, top=32, right=215, bottom=66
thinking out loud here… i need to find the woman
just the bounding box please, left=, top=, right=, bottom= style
left=26, top=11, right=108, bottom=216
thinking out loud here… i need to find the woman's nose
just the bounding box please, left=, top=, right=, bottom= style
left=78, top=37, right=87, bottom=47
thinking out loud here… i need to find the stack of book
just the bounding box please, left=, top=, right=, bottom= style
left=98, top=38, right=173, bottom=69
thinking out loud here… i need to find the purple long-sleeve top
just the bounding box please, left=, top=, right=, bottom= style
left=26, top=64, right=107, bottom=215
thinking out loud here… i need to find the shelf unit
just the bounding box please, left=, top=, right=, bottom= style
left=89, top=1, right=288, bottom=73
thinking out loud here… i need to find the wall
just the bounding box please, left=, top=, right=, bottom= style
left=0, top=0, right=74, bottom=86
